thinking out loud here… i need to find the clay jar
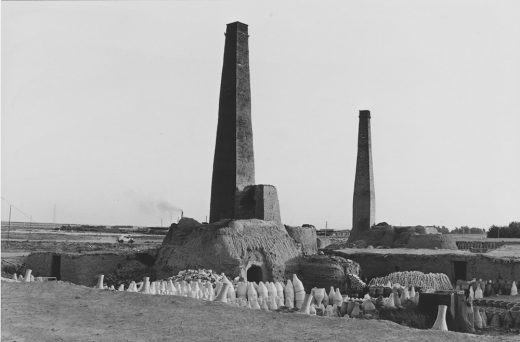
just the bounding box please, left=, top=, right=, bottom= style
left=350, top=302, right=362, bottom=318
left=473, top=306, right=483, bottom=329
left=292, top=275, right=305, bottom=309
left=284, top=280, right=294, bottom=308
left=489, top=312, right=501, bottom=328
left=383, top=287, right=392, bottom=298
left=236, top=282, right=247, bottom=299
left=504, top=311, right=515, bottom=329
left=510, top=306, right=520, bottom=321
left=484, top=282, right=493, bottom=297
left=299, top=294, right=313, bottom=315
left=431, top=305, right=448, bottom=331
left=313, top=288, right=325, bottom=306
left=346, top=301, right=356, bottom=316
left=340, top=302, right=349, bottom=317
left=504, top=280, right=512, bottom=295
left=362, top=299, right=376, bottom=314
left=511, top=281, right=518, bottom=296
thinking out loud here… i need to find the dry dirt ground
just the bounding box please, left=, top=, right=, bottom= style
left=1, top=239, right=160, bottom=255
left=1, top=231, right=164, bottom=247
left=2, top=282, right=518, bottom=342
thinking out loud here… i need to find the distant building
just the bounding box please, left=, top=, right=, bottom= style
left=316, top=229, right=350, bottom=238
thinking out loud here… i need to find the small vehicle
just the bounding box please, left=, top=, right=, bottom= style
left=117, top=234, right=134, bottom=244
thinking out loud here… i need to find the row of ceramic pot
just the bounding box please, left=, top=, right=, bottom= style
left=457, top=279, right=518, bottom=297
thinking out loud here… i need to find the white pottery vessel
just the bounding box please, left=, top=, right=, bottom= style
left=96, top=275, right=104, bottom=289
left=431, top=305, right=448, bottom=331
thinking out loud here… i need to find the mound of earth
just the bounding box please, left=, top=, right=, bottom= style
left=284, top=224, right=317, bottom=255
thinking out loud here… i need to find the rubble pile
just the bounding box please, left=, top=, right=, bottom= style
left=168, top=269, right=225, bottom=285
left=368, top=271, right=452, bottom=291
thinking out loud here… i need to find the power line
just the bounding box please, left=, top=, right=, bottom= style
left=1, top=197, right=32, bottom=220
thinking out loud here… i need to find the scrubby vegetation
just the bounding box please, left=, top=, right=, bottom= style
left=450, top=226, right=486, bottom=234
left=487, top=222, right=520, bottom=238
left=1, top=260, right=27, bottom=278
left=374, top=224, right=487, bottom=235
left=433, top=223, right=520, bottom=237
left=434, top=226, right=485, bottom=234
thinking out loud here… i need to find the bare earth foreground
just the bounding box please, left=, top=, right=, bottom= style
left=2, top=282, right=518, bottom=342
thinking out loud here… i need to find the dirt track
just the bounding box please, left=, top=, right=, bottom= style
left=2, top=281, right=518, bottom=342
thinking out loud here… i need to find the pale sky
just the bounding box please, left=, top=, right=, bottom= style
left=2, top=1, right=519, bottom=229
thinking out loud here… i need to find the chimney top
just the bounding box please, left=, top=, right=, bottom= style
left=226, top=22, right=248, bottom=34
left=359, top=110, right=371, bottom=119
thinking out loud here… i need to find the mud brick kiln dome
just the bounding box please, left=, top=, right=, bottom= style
left=154, top=218, right=302, bottom=281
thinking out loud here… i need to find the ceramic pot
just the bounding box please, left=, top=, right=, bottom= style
left=96, top=274, right=104, bottom=289
left=431, top=305, right=448, bottom=331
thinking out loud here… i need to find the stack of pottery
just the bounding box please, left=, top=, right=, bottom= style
left=463, top=279, right=520, bottom=297
left=473, top=297, right=520, bottom=330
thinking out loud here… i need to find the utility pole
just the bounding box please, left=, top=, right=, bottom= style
left=29, top=215, right=33, bottom=241
left=7, top=205, right=12, bottom=246
left=325, top=221, right=328, bottom=237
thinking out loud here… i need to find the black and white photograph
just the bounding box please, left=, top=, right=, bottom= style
left=1, top=1, right=519, bottom=341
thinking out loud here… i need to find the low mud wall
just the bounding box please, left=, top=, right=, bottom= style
left=364, top=227, right=458, bottom=249
left=330, top=250, right=520, bottom=283
left=406, top=234, right=458, bottom=249
left=61, top=253, right=131, bottom=286
left=25, top=253, right=55, bottom=277
left=25, top=251, right=156, bottom=286
left=293, top=255, right=360, bottom=292
left=317, top=237, right=349, bottom=249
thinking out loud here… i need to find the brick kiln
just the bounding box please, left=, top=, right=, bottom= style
left=154, top=218, right=308, bottom=282
left=153, top=22, right=313, bottom=282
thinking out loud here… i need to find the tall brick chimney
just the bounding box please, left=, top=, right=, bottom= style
left=350, top=110, right=375, bottom=241
left=209, top=22, right=255, bottom=223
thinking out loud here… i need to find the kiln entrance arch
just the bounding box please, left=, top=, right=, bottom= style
left=247, top=265, right=263, bottom=282
left=51, top=254, right=61, bottom=280
left=453, top=261, right=467, bottom=281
